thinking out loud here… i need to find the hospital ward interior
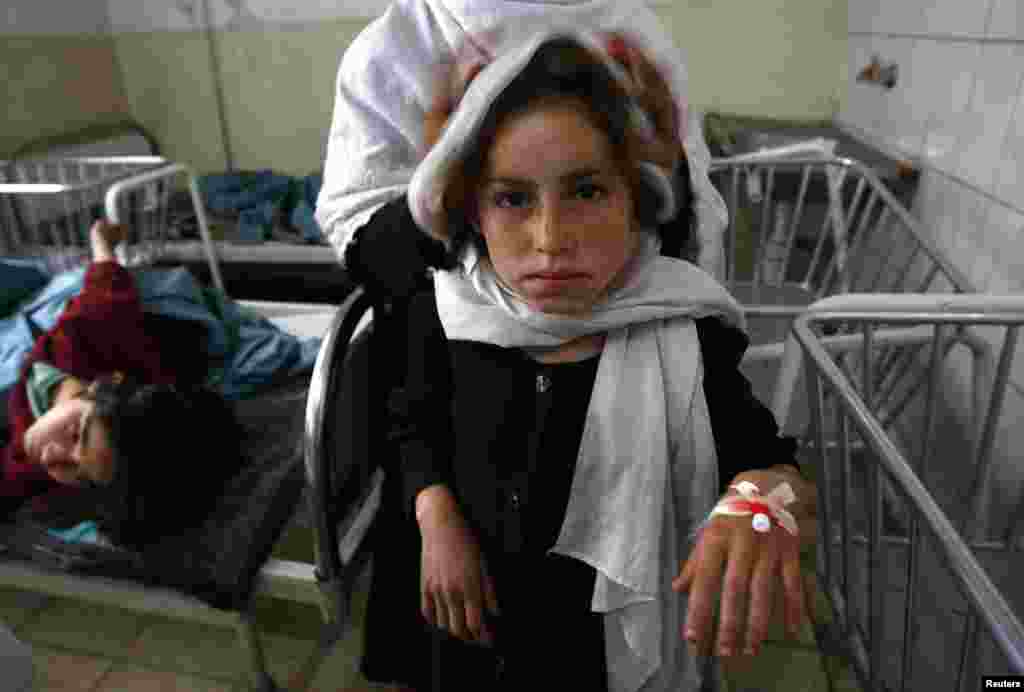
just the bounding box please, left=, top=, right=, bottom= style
left=3, top=0, right=1024, bottom=690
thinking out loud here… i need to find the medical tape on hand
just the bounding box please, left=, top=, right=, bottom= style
left=708, top=480, right=799, bottom=535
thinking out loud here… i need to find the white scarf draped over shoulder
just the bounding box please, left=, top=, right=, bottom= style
left=314, top=0, right=728, bottom=278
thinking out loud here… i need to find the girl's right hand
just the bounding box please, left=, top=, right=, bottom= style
left=417, top=485, right=500, bottom=646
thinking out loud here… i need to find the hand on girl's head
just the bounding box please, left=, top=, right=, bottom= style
left=423, top=59, right=486, bottom=156
left=600, top=32, right=682, bottom=174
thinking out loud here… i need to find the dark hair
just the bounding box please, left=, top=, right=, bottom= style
left=86, top=376, right=243, bottom=548
left=443, top=36, right=695, bottom=262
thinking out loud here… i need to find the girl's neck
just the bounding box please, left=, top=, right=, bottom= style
left=529, top=333, right=605, bottom=364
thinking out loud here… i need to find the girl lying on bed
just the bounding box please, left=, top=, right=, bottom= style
left=370, top=32, right=816, bottom=692
left=0, top=220, right=243, bottom=549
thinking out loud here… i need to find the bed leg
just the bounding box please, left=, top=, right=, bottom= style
left=236, top=610, right=278, bottom=691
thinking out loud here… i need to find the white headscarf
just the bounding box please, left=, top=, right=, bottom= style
left=315, top=0, right=728, bottom=277
left=408, top=30, right=744, bottom=692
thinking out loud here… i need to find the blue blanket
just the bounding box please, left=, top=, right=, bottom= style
left=0, top=262, right=321, bottom=407
left=200, top=170, right=324, bottom=244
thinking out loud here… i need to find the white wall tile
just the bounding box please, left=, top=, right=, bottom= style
left=849, top=0, right=883, bottom=33
left=842, top=36, right=885, bottom=134
left=921, top=42, right=982, bottom=174
left=911, top=167, right=954, bottom=247
left=3, top=0, right=109, bottom=34
left=872, top=38, right=923, bottom=155
left=987, top=0, right=1024, bottom=41
left=983, top=201, right=1024, bottom=291
left=952, top=43, right=1024, bottom=194
left=922, top=0, right=994, bottom=38
left=993, top=75, right=1024, bottom=212
left=867, top=0, right=930, bottom=35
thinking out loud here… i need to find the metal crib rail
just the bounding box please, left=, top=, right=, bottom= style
left=791, top=294, right=1024, bottom=691
left=709, top=156, right=974, bottom=300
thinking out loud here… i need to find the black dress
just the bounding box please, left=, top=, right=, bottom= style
left=360, top=289, right=798, bottom=691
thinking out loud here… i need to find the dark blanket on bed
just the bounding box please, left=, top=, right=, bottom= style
left=1, top=374, right=308, bottom=611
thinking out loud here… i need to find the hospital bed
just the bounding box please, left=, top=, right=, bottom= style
left=7, top=123, right=344, bottom=303
left=0, top=156, right=340, bottom=690
left=791, top=294, right=1024, bottom=690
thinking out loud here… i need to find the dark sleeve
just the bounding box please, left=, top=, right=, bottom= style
left=657, top=154, right=698, bottom=263
left=386, top=290, right=455, bottom=517
left=697, top=317, right=800, bottom=494
left=343, top=196, right=452, bottom=300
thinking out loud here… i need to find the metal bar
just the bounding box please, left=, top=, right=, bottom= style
left=838, top=390, right=852, bottom=636
left=727, top=166, right=741, bottom=283
left=781, top=163, right=812, bottom=285
left=835, top=198, right=886, bottom=295
left=966, top=325, right=1019, bottom=544
left=898, top=325, right=945, bottom=692
left=859, top=323, right=887, bottom=691
left=793, top=307, right=1024, bottom=675
left=754, top=165, right=778, bottom=292
left=807, top=361, right=831, bottom=585
left=804, top=168, right=841, bottom=294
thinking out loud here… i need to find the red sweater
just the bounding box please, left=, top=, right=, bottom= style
left=1, top=262, right=174, bottom=513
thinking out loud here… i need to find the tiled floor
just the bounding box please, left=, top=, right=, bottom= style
left=1, top=555, right=860, bottom=691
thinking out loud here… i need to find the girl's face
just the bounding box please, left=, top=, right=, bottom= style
left=474, top=97, right=638, bottom=316
left=22, top=385, right=115, bottom=487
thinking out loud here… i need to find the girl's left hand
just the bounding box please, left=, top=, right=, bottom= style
left=22, top=396, right=92, bottom=485
left=672, top=466, right=816, bottom=659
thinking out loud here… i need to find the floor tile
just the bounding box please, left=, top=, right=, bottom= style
left=131, top=619, right=246, bottom=680
left=32, top=646, right=113, bottom=692
left=93, top=664, right=234, bottom=692
left=261, top=631, right=320, bottom=687
left=721, top=643, right=829, bottom=692
left=0, top=587, right=51, bottom=631
left=19, top=598, right=148, bottom=658
left=306, top=621, right=366, bottom=691
left=131, top=615, right=318, bottom=686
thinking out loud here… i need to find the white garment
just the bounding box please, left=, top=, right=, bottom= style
left=314, top=0, right=728, bottom=276
left=408, top=29, right=678, bottom=244
left=432, top=233, right=743, bottom=692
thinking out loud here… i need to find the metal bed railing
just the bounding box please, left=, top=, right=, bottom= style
left=709, top=156, right=976, bottom=435
left=791, top=294, right=1024, bottom=691
left=1, top=156, right=225, bottom=292
left=709, top=156, right=973, bottom=305
left=0, top=158, right=336, bottom=690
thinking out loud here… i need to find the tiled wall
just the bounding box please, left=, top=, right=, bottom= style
left=840, top=0, right=1024, bottom=534
left=841, top=0, right=1024, bottom=294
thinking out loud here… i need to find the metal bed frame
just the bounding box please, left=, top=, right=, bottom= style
left=792, top=293, right=1024, bottom=691
left=0, top=157, right=340, bottom=690
left=707, top=156, right=975, bottom=436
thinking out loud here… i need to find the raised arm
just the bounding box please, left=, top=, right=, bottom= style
left=30, top=221, right=172, bottom=384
